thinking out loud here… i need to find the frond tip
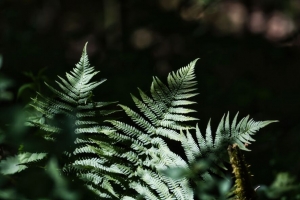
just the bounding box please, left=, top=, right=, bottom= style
left=180, top=112, right=277, bottom=187
left=228, top=113, right=278, bottom=151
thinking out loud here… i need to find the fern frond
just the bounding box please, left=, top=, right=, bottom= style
left=86, top=184, right=113, bottom=199
left=231, top=114, right=278, bottom=151
left=137, top=168, right=174, bottom=199
left=182, top=112, right=277, bottom=162
left=130, top=181, right=160, bottom=200
left=107, top=60, right=199, bottom=199
left=25, top=43, right=125, bottom=199
left=29, top=121, right=61, bottom=133
left=180, top=112, right=277, bottom=197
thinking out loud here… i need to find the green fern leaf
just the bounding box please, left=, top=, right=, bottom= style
left=180, top=112, right=277, bottom=196
left=26, top=43, right=125, bottom=199
left=108, top=59, right=200, bottom=199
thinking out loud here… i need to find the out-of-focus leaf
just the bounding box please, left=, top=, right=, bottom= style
left=0, top=156, right=27, bottom=175
left=0, top=130, right=5, bottom=143
left=17, top=83, right=35, bottom=99
left=218, top=178, right=231, bottom=196
left=0, top=152, right=47, bottom=175
left=0, top=54, right=3, bottom=69
left=191, top=159, right=211, bottom=173
left=259, top=172, right=300, bottom=199
left=0, top=75, right=13, bottom=101
left=46, top=158, right=79, bottom=200
left=0, top=188, right=27, bottom=200
left=0, top=77, right=13, bottom=89
left=160, top=167, right=190, bottom=180
left=23, top=71, right=34, bottom=80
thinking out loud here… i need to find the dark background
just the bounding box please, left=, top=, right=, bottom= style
left=1, top=0, right=300, bottom=190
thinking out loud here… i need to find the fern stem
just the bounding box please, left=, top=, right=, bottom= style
left=228, top=144, right=257, bottom=200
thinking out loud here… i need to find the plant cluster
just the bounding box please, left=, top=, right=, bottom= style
left=0, top=44, right=280, bottom=200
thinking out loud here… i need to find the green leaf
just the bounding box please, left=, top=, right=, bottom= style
left=17, top=83, right=35, bottom=99
left=0, top=152, right=47, bottom=175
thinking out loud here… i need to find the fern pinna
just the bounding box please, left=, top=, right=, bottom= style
left=0, top=43, right=277, bottom=200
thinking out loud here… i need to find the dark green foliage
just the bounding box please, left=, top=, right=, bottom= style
left=258, top=172, right=300, bottom=199
left=0, top=72, right=13, bottom=102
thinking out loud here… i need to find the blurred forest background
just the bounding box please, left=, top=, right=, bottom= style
left=1, top=0, right=300, bottom=198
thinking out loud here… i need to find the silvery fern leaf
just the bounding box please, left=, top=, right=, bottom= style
left=25, top=43, right=128, bottom=199
left=107, top=60, right=200, bottom=200
left=180, top=112, right=277, bottom=191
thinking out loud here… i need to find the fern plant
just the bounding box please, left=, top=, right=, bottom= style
left=106, top=58, right=277, bottom=199
left=105, top=59, right=200, bottom=199
left=0, top=43, right=277, bottom=200
left=23, top=43, right=131, bottom=198
left=181, top=112, right=276, bottom=179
